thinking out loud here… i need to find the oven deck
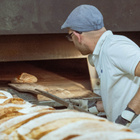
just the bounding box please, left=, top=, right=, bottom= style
left=0, top=60, right=101, bottom=110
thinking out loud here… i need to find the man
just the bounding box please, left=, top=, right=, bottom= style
left=61, top=4, right=140, bottom=132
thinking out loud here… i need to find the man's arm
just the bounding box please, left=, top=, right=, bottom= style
left=115, top=87, right=140, bottom=126
left=128, top=61, right=140, bottom=114
left=127, top=61, right=140, bottom=114
left=135, top=61, right=140, bottom=77
left=115, top=61, right=140, bottom=126
left=128, top=87, right=140, bottom=115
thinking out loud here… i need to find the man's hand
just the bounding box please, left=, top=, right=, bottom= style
left=96, top=101, right=104, bottom=112
left=88, top=100, right=104, bottom=114
left=71, top=99, right=105, bottom=115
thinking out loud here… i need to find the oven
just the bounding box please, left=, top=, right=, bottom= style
left=0, top=0, right=140, bottom=115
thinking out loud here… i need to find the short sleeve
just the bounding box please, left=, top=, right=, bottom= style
left=108, top=40, right=140, bottom=76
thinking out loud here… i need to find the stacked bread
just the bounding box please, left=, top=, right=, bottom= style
left=0, top=90, right=140, bottom=140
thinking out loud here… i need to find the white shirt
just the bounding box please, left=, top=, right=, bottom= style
left=88, top=30, right=140, bottom=132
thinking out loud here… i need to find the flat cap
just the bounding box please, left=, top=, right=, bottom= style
left=61, top=4, right=104, bottom=32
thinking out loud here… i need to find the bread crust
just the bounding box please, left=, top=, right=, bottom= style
left=12, top=73, right=38, bottom=84
left=1, top=90, right=140, bottom=140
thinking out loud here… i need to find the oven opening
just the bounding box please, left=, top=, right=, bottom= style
left=0, top=59, right=96, bottom=104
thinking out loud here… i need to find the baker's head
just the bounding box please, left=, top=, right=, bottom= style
left=61, top=4, right=104, bottom=32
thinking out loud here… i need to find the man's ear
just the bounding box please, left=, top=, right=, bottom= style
left=73, top=31, right=81, bottom=42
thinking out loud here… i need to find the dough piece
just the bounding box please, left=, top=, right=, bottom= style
left=12, top=73, right=38, bottom=84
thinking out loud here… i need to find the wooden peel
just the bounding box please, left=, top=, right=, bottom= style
left=35, top=89, right=90, bottom=113
left=8, top=83, right=101, bottom=113
left=8, top=83, right=95, bottom=101
left=8, top=82, right=90, bottom=113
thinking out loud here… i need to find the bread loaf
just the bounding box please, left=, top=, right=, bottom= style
left=0, top=90, right=13, bottom=104
left=71, top=132, right=140, bottom=140
left=12, top=72, right=38, bottom=84
left=0, top=90, right=140, bottom=140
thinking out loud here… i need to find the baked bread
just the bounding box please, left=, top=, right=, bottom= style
left=12, top=72, right=38, bottom=84
left=71, top=132, right=140, bottom=140
left=0, top=90, right=13, bottom=104
left=0, top=90, right=140, bottom=140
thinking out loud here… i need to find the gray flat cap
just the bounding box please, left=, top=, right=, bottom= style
left=61, top=4, right=104, bottom=32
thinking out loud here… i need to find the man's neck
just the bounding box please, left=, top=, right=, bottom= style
left=88, top=27, right=106, bottom=53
